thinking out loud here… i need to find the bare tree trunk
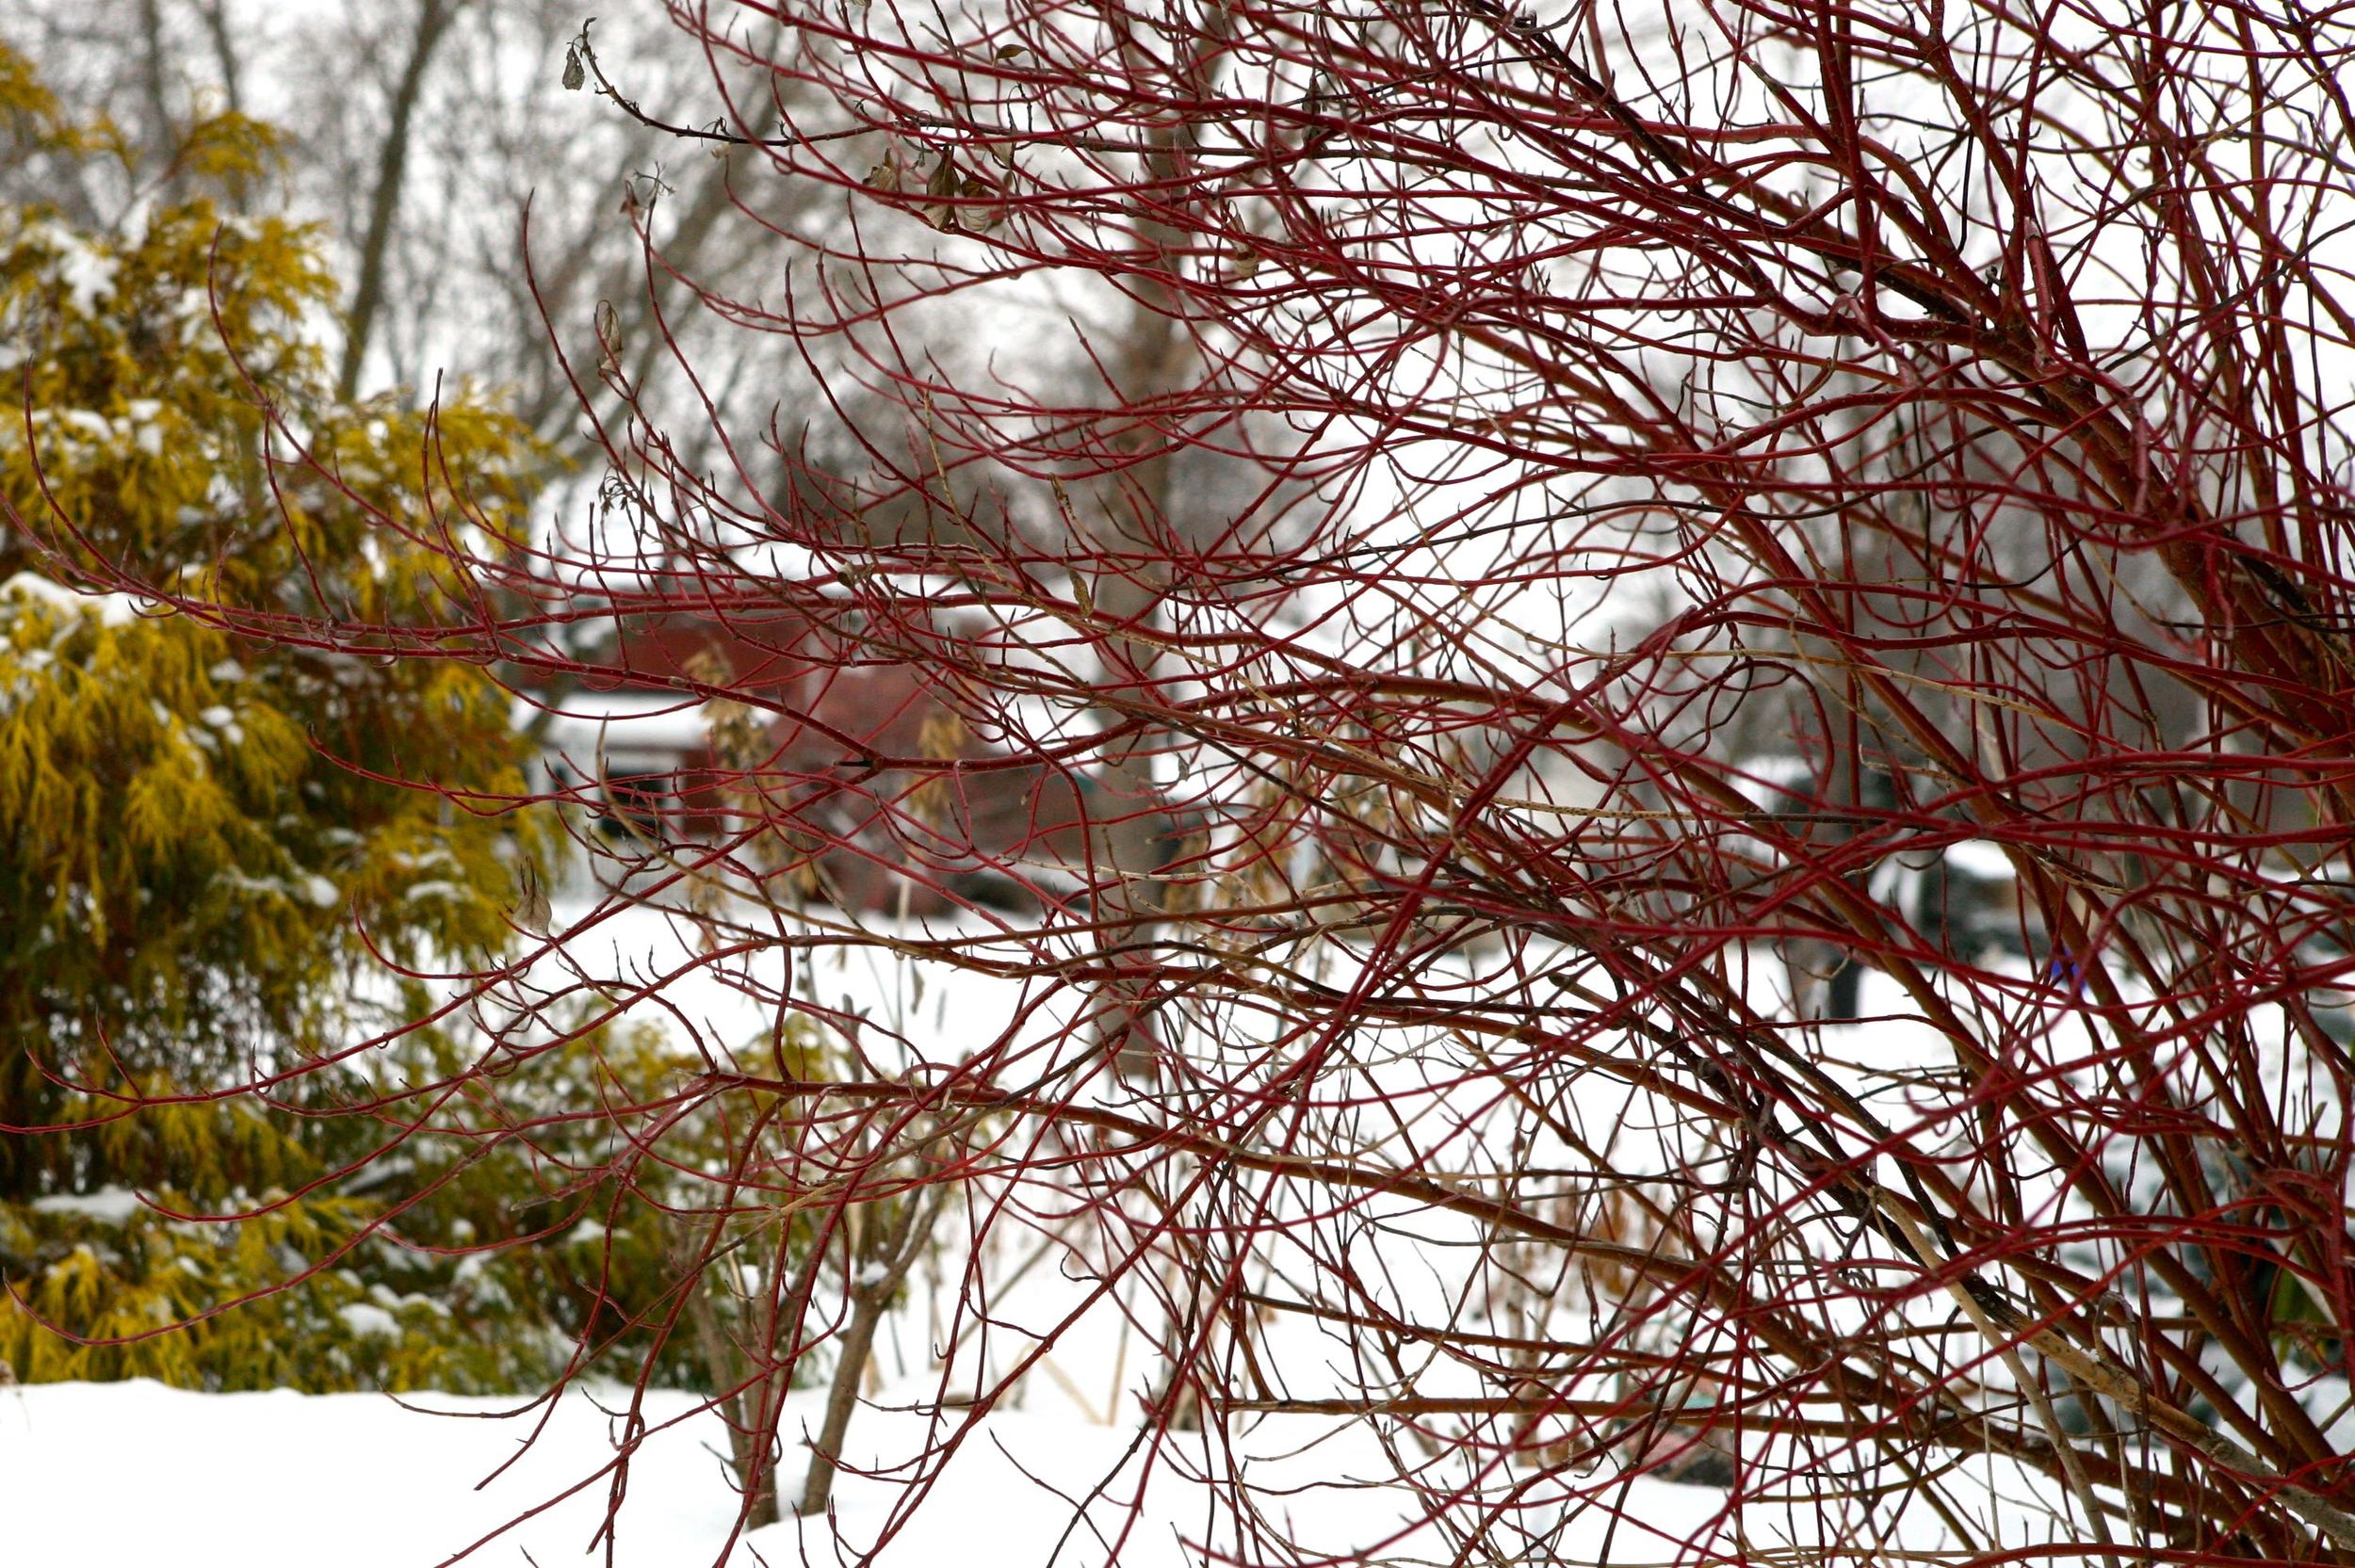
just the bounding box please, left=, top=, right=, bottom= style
left=797, top=1188, right=938, bottom=1518
left=1086, top=33, right=1226, bottom=1080
left=195, top=0, right=242, bottom=116
left=337, top=0, right=459, bottom=400
left=793, top=1282, right=888, bottom=1518
left=684, top=1271, right=783, bottom=1532
left=134, top=0, right=180, bottom=179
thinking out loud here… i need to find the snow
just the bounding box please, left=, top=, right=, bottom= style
left=526, top=691, right=716, bottom=757
left=29, top=1186, right=145, bottom=1225
left=0, top=1381, right=1098, bottom=1565
left=0, top=1364, right=1711, bottom=1568
left=1942, top=838, right=2017, bottom=879
left=21, top=220, right=120, bottom=315
left=0, top=881, right=2107, bottom=1567
left=3, top=571, right=141, bottom=629
left=0, top=811, right=2103, bottom=1567
left=125, top=398, right=167, bottom=458
left=335, top=1302, right=401, bottom=1340
left=4, top=1366, right=2080, bottom=1568
left=3, top=1380, right=760, bottom=1567
left=300, top=874, right=342, bottom=910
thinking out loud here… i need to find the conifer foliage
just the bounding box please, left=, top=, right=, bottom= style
left=0, top=39, right=561, bottom=1390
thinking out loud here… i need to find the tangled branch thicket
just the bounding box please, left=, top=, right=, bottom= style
left=36, top=0, right=2355, bottom=1560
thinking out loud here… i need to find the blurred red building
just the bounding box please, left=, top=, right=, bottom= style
left=519, top=609, right=1136, bottom=918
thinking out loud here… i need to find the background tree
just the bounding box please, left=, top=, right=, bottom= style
left=5, top=0, right=875, bottom=466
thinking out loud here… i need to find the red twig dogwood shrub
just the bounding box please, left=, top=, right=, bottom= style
left=36, top=0, right=2355, bottom=1560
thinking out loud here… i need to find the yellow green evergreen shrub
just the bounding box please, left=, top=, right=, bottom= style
left=0, top=35, right=854, bottom=1402
left=0, top=35, right=558, bottom=1391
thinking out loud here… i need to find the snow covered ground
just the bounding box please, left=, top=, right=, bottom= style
left=0, top=1376, right=1181, bottom=1567
left=5, top=1374, right=1775, bottom=1568
left=7, top=877, right=2101, bottom=1566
